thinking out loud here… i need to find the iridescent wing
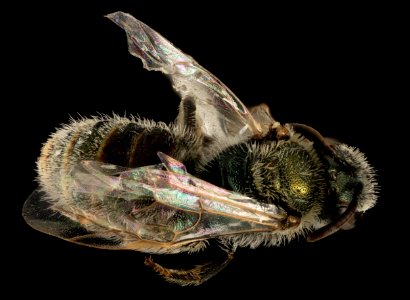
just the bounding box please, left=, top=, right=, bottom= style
left=23, top=190, right=125, bottom=249
left=23, top=153, right=294, bottom=254
left=106, top=12, right=277, bottom=140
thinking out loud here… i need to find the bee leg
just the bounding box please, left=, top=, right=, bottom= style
left=178, top=96, right=215, bottom=149
left=144, top=246, right=235, bottom=286
left=177, top=96, right=203, bottom=136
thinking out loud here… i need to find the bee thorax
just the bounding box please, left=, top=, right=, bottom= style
left=213, top=136, right=327, bottom=216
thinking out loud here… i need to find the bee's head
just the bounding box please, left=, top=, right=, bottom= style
left=307, top=143, right=378, bottom=242
left=329, top=143, right=378, bottom=213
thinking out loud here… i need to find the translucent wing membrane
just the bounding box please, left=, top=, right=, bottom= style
left=24, top=153, right=289, bottom=252
left=23, top=190, right=123, bottom=249
left=106, top=12, right=264, bottom=139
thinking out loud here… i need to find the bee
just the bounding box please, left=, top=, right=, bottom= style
left=23, top=11, right=378, bottom=286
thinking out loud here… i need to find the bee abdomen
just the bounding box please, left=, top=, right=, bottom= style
left=37, top=116, right=180, bottom=203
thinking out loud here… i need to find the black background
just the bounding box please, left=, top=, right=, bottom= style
left=6, top=0, right=402, bottom=297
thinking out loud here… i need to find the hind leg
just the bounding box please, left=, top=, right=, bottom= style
left=144, top=245, right=235, bottom=286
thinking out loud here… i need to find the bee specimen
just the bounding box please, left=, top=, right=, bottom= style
left=23, top=12, right=378, bottom=286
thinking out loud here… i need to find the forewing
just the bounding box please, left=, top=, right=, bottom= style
left=106, top=12, right=265, bottom=139
left=71, top=155, right=290, bottom=244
